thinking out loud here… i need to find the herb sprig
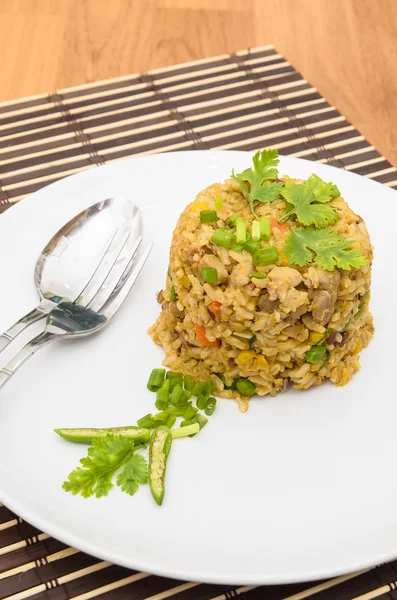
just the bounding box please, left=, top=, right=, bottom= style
left=284, top=227, right=369, bottom=271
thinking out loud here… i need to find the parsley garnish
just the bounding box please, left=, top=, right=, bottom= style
left=280, top=179, right=339, bottom=228
left=231, top=149, right=283, bottom=215
left=284, top=227, right=369, bottom=271
left=63, top=434, right=148, bottom=498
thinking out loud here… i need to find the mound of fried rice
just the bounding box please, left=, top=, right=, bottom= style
left=148, top=174, right=374, bottom=411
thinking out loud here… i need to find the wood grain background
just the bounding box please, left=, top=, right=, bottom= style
left=1, top=0, right=396, bottom=165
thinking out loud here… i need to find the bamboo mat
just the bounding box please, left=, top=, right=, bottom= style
left=1, top=44, right=397, bottom=599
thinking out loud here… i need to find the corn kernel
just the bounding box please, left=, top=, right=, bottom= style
left=309, top=331, right=324, bottom=344
left=255, top=355, right=269, bottom=370
left=236, top=350, right=256, bottom=365
left=181, top=275, right=192, bottom=290
left=353, top=339, right=362, bottom=355
left=191, top=200, right=209, bottom=212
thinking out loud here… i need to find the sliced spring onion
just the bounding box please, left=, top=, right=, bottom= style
left=253, top=246, right=279, bottom=266
left=171, top=422, right=200, bottom=438
left=196, top=414, right=209, bottom=430
left=215, top=196, right=223, bottom=209
left=181, top=417, right=198, bottom=428
left=183, top=405, right=198, bottom=419
left=147, top=368, right=166, bottom=392
left=305, top=344, right=326, bottom=364
left=226, top=213, right=242, bottom=227
left=196, top=381, right=212, bottom=410
left=156, top=379, right=170, bottom=410
left=137, top=413, right=157, bottom=429
left=341, top=320, right=351, bottom=332
left=248, top=273, right=267, bottom=279
left=170, top=285, right=177, bottom=301
left=211, top=228, right=235, bottom=249
left=235, top=378, right=256, bottom=396
left=170, top=384, right=183, bottom=406
left=243, top=239, right=261, bottom=255
left=164, top=414, right=176, bottom=429
left=200, top=210, right=217, bottom=223
left=260, top=217, right=271, bottom=241
left=251, top=220, right=261, bottom=241
left=248, top=335, right=256, bottom=350
left=184, top=374, right=195, bottom=392
left=153, top=411, right=169, bottom=424
left=192, top=381, right=204, bottom=397
left=235, top=217, right=247, bottom=244
left=218, top=373, right=236, bottom=390
left=204, top=397, right=217, bottom=416
left=201, top=266, right=218, bottom=284
left=166, top=371, right=182, bottom=380
left=167, top=406, right=192, bottom=416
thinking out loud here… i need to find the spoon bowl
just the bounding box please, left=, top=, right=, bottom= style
left=0, top=197, right=142, bottom=352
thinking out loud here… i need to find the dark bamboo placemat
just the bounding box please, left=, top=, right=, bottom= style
left=1, top=44, right=397, bottom=599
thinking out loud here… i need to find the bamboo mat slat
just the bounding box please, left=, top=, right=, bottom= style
left=0, top=45, right=397, bottom=599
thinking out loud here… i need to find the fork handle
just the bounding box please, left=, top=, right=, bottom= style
left=0, top=305, right=49, bottom=353
left=0, top=330, right=56, bottom=390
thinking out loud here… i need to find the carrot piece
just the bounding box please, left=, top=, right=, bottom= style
left=208, top=301, right=222, bottom=319
left=195, top=324, right=221, bottom=347
left=270, top=217, right=289, bottom=232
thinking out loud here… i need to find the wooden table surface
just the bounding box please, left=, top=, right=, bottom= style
left=1, top=0, right=396, bottom=165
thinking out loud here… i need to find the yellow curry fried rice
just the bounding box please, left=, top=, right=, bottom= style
left=148, top=150, right=374, bottom=411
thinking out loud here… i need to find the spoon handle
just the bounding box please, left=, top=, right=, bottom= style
left=0, top=306, right=48, bottom=353
left=0, top=330, right=56, bottom=390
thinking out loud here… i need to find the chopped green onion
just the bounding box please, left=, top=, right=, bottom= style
left=201, top=266, right=218, bottom=284
left=235, top=217, right=247, bottom=244
left=192, top=381, right=204, bottom=397
left=205, top=397, right=217, bottom=416
left=196, top=414, right=209, bottom=430
left=235, top=378, right=256, bottom=396
left=179, top=390, right=192, bottom=404
left=170, top=384, right=183, bottom=406
left=251, top=220, right=261, bottom=241
left=137, top=413, right=157, bottom=429
left=170, top=286, right=177, bottom=301
left=196, top=381, right=212, bottom=409
left=171, top=423, right=200, bottom=438
left=156, top=379, right=170, bottom=410
left=248, top=273, right=267, bottom=279
left=166, top=371, right=182, bottom=380
left=341, top=320, right=351, bottom=332
left=184, top=374, right=195, bottom=392
left=305, top=344, right=326, bottom=363
left=243, top=239, right=261, bottom=255
left=226, top=213, right=242, bottom=227
left=318, top=350, right=331, bottom=371
left=218, top=373, right=236, bottom=390
left=248, top=335, right=256, bottom=350
left=260, top=217, right=271, bottom=241
left=147, top=368, right=166, bottom=392
left=153, top=411, right=169, bottom=424
left=200, top=210, right=217, bottom=224
left=253, top=246, right=279, bottom=266
left=167, top=406, right=191, bottom=416
left=215, top=196, right=223, bottom=209
left=211, top=229, right=235, bottom=249
left=164, top=414, right=176, bottom=429
left=183, top=405, right=198, bottom=419
left=231, top=242, right=245, bottom=252
left=181, top=417, right=198, bottom=428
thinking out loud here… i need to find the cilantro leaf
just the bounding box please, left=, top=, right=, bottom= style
left=306, top=174, right=340, bottom=203
left=284, top=227, right=369, bottom=271
left=63, top=434, right=141, bottom=498
left=280, top=182, right=339, bottom=227
left=116, top=453, right=148, bottom=496
left=231, top=149, right=282, bottom=215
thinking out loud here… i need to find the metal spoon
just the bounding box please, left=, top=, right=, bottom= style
left=0, top=197, right=142, bottom=353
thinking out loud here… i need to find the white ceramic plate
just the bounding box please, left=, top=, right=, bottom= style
left=0, top=151, right=396, bottom=585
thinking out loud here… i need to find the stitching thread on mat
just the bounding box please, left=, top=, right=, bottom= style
left=48, top=93, right=106, bottom=166
left=139, top=73, right=210, bottom=150
left=229, top=50, right=347, bottom=169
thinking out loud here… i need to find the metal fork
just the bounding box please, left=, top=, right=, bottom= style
left=0, top=239, right=153, bottom=390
